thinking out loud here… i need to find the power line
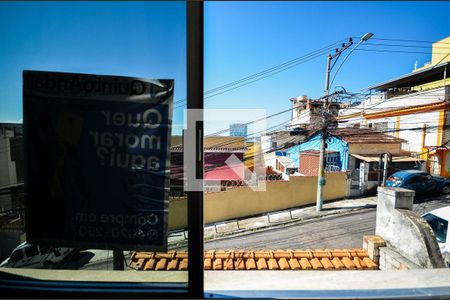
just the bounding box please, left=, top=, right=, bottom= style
left=2, top=90, right=444, bottom=156
left=371, top=37, right=450, bottom=45
left=177, top=105, right=449, bottom=168
left=355, top=48, right=450, bottom=55
left=177, top=107, right=446, bottom=161
left=170, top=118, right=295, bottom=164
left=174, top=49, right=329, bottom=110
left=364, top=42, right=450, bottom=50
left=173, top=39, right=347, bottom=109
left=8, top=120, right=445, bottom=180
left=221, top=123, right=449, bottom=169
left=349, top=89, right=448, bottom=112
left=173, top=37, right=449, bottom=110
left=203, top=40, right=345, bottom=96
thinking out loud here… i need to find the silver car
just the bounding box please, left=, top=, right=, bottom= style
left=0, top=242, right=75, bottom=268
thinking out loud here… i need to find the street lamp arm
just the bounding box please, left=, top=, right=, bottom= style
left=328, top=33, right=374, bottom=91
left=328, top=41, right=362, bottom=90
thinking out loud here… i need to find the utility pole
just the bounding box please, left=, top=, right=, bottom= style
left=316, top=38, right=353, bottom=212
left=316, top=33, right=373, bottom=211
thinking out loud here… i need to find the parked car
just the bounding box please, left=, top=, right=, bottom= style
left=386, top=170, right=450, bottom=195
left=421, top=206, right=450, bottom=267
left=0, top=242, right=75, bottom=268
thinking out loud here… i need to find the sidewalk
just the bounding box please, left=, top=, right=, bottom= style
left=168, top=195, right=377, bottom=247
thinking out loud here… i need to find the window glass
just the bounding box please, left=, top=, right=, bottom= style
left=423, top=214, right=448, bottom=243
left=204, top=1, right=450, bottom=296
left=417, top=175, right=429, bottom=183
left=40, top=246, right=51, bottom=254
left=9, top=249, right=24, bottom=263
left=0, top=0, right=188, bottom=287
left=24, top=245, right=39, bottom=257
left=407, top=176, right=420, bottom=184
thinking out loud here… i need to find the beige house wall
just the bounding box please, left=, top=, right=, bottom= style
left=168, top=197, right=188, bottom=230
left=348, top=143, right=402, bottom=155
left=168, top=173, right=347, bottom=230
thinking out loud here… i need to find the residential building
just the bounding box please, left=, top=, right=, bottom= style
left=243, top=141, right=261, bottom=170
left=338, top=36, right=450, bottom=177
left=261, top=130, right=306, bottom=153
left=0, top=123, right=24, bottom=261
left=0, top=123, right=23, bottom=188
left=290, top=95, right=340, bottom=129
left=285, top=128, right=422, bottom=194
left=299, top=150, right=340, bottom=176
left=229, top=123, right=248, bottom=137
left=170, top=136, right=247, bottom=188
left=286, top=128, right=408, bottom=171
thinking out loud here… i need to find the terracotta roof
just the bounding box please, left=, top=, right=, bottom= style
left=204, top=164, right=244, bottom=181
left=171, top=136, right=247, bottom=152
left=130, top=249, right=378, bottom=271
left=247, top=166, right=283, bottom=176
left=328, top=128, right=406, bottom=144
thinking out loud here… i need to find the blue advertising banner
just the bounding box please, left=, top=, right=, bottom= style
left=23, top=71, right=173, bottom=251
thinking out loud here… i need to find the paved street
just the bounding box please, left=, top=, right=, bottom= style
left=205, top=209, right=376, bottom=250
left=204, top=193, right=450, bottom=251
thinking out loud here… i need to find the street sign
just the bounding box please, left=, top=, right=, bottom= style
left=23, top=71, right=173, bottom=251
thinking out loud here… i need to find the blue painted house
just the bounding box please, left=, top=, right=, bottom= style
left=286, top=128, right=407, bottom=175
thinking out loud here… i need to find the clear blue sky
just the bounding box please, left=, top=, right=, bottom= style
left=1, top=1, right=450, bottom=134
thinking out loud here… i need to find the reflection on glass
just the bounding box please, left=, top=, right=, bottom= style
left=0, top=1, right=187, bottom=279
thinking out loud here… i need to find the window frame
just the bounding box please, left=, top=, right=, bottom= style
left=3, top=2, right=450, bottom=299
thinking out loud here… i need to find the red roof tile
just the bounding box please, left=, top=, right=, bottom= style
left=204, top=164, right=244, bottom=181
left=130, top=249, right=378, bottom=271
left=329, top=128, right=406, bottom=144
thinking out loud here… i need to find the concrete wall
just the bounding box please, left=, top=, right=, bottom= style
left=0, top=194, right=13, bottom=212
left=364, top=110, right=440, bottom=153
left=167, top=173, right=347, bottom=230
left=168, top=197, right=188, bottom=231
left=263, top=151, right=277, bottom=170
left=402, top=111, right=439, bottom=152
left=363, top=235, right=421, bottom=270
left=431, top=37, right=450, bottom=65
left=378, top=246, right=421, bottom=270
left=376, top=187, right=445, bottom=268
left=414, top=36, right=450, bottom=73
left=0, top=134, right=17, bottom=187
left=348, top=143, right=402, bottom=155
